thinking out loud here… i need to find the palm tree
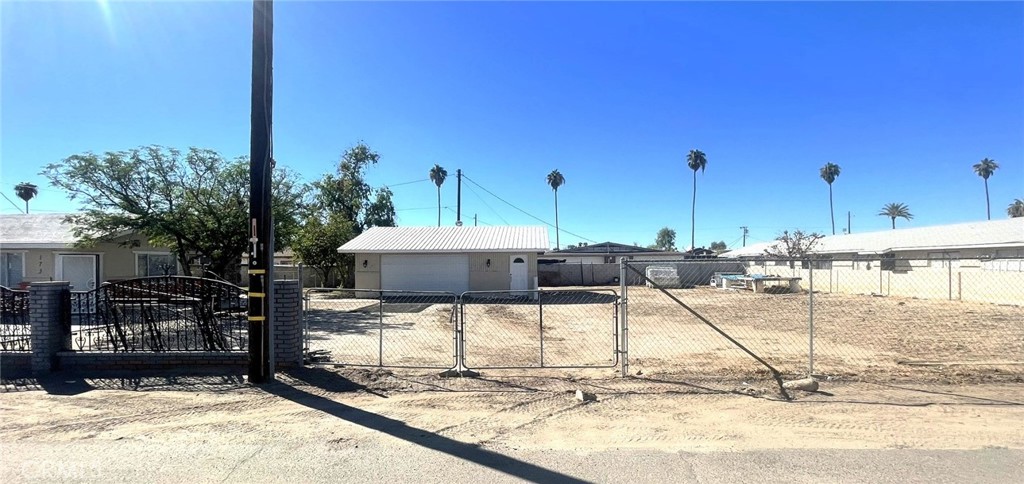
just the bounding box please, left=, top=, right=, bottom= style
left=820, top=162, right=841, bottom=235
left=546, top=169, right=565, bottom=249
left=1008, top=199, right=1024, bottom=218
left=428, top=164, right=447, bottom=226
left=14, top=182, right=38, bottom=214
left=878, top=202, right=913, bottom=229
left=686, top=149, right=707, bottom=250
left=972, top=158, right=999, bottom=220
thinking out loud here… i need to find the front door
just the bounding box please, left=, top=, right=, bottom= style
left=59, top=255, right=97, bottom=292
left=510, top=255, right=529, bottom=293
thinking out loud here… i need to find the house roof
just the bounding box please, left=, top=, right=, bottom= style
left=338, top=226, right=551, bottom=254
left=721, top=218, right=1024, bottom=258
left=550, top=242, right=663, bottom=254
left=0, top=213, right=79, bottom=249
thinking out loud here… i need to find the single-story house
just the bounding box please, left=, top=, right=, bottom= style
left=338, top=226, right=550, bottom=294
left=0, top=213, right=177, bottom=291
left=542, top=242, right=687, bottom=264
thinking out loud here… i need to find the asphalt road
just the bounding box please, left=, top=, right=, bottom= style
left=3, top=441, right=1021, bottom=483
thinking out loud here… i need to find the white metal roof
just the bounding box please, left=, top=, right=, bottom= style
left=338, top=226, right=551, bottom=254
left=0, top=213, right=79, bottom=249
left=721, top=218, right=1024, bottom=258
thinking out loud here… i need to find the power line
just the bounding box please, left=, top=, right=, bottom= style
left=1, top=193, right=25, bottom=213
left=461, top=174, right=598, bottom=244
left=462, top=182, right=509, bottom=224
left=445, top=206, right=492, bottom=226
left=383, top=178, right=429, bottom=188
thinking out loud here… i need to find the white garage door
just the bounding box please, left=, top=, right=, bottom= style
left=381, top=254, right=470, bottom=294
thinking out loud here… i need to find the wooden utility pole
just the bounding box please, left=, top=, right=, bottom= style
left=248, top=0, right=274, bottom=384
left=456, top=169, right=462, bottom=226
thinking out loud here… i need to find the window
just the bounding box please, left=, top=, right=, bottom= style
left=1, top=252, right=25, bottom=287
left=137, top=253, right=177, bottom=276
left=927, top=251, right=960, bottom=269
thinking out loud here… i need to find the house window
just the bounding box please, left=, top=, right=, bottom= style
left=137, top=253, right=177, bottom=276
left=1, top=252, right=25, bottom=287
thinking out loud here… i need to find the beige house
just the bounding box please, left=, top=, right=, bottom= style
left=0, top=214, right=176, bottom=291
left=338, top=226, right=549, bottom=294
left=721, top=218, right=1024, bottom=305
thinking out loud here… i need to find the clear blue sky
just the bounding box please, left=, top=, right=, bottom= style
left=2, top=1, right=1022, bottom=249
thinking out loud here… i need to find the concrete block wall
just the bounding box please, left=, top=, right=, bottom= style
left=0, top=353, right=31, bottom=378
left=29, top=281, right=71, bottom=375
left=56, top=352, right=248, bottom=372
left=273, top=279, right=302, bottom=368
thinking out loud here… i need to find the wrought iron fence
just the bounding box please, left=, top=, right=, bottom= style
left=1, top=286, right=30, bottom=352
left=460, top=289, right=619, bottom=369
left=621, top=257, right=1024, bottom=384
left=71, top=276, right=248, bottom=352
left=303, top=289, right=457, bottom=369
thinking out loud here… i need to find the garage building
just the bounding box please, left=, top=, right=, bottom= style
left=338, top=226, right=550, bottom=294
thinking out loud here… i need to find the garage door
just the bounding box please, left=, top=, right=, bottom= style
left=381, top=254, right=470, bottom=294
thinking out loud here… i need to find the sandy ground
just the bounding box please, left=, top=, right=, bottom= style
left=2, top=368, right=1023, bottom=455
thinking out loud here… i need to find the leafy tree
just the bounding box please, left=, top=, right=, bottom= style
left=302, top=142, right=396, bottom=287
left=42, top=146, right=308, bottom=282
left=654, top=227, right=677, bottom=251
left=972, top=158, right=999, bottom=220
left=429, top=164, right=447, bottom=226
left=291, top=213, right=354, bottom=287
left=878, top=202, right=913, bottom=229
left=1008, top=199, right=1024, bottom=218
left=709, top=241, right=727, bottom=253
left=820, top=162, right=841, bottom=234
left=686, top=149, right=707, bottom=250
left=14, top=182, right=38, bottom=214
left=764, top=230, right=824, bottom=259
left=547, top=169, right=565, bottom=249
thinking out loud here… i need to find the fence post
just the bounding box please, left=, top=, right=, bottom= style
left=378, top=291, right=384, bottom=367
left=538, top=290, right=545, bottom=367
left=619, top=258, right=629, bottom=377
left=29, top=281, right=71, bottom=375
left=808, top=262, right=815, bottom=377
left=271, top=280, right=302, bottom=368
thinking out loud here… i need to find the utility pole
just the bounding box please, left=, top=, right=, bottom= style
left=474, top=214, right=477, bottom=226
left=847, top=211, right=851, bottom=235
left=247, top=0, right=274, bottom=384
left=740, top=226, right=749, bottom=247
left=456, top=169, right=462, bottom=226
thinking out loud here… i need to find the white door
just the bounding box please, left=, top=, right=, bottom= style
left=381, top=254, right=469, bottom=294
left=59, top=255, right=97, bottom=292
left=510, top=255, right=529, bottom=293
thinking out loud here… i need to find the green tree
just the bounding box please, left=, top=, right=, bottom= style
left=972, top=158, right=999, bottom=220
left=306, top=142, right=396, bottom=287
left=291, top=213, right=354, bottom=287
left=654, top=227, right=677, bottom=251
left=820, top=162, right=841, bottom=235
left=710, top=241, right=727, bottom=253
left=878, top=202, right=913, bottom=229
left=14, top=182, right=38, bottom=214
left=1008, top=199, right=1024, bottom=218
left=546, top=169, right=565, bottom=249
left=429, top=164, right=447, bottom=227
left=686, top=149, right=707, bottom=250
left=42, top=146, right=308, bottom=282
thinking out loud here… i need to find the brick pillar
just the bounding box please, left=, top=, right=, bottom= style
left=30, top=281, right=71, bottom=375
left=273, top=280, right=302, bottom=368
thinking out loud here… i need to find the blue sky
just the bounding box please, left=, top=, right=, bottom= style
left=2, top=1, right=1022, bottom=249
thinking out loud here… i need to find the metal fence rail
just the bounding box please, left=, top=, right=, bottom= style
left=304, top=289, right=457, bottom=369
left=460, top=289, right=619, bottom=369
left=70, top=276, right=248, bottom=352
left=1, top=286, right=30, bottom=352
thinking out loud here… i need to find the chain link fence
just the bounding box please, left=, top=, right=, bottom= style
left=621, top=257, right=1024, bottom=385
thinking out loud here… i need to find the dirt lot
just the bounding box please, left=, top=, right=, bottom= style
left=2, top=368, right=1023, bottom=456
left=303, top=286, right=1024, bottom=385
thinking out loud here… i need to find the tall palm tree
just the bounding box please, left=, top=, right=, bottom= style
left=14, top=182, right=38, bottom=214
left=428, top=164, right=447, bottom=226
left=972, top=158, right=999, bottom=220
left=546, top=169, right=565, bottom=249
left=1008, top=199, right=1024, bottom=218
left=686, top=149, right=707, bottom=250
left=878, top=202, right=913, bottom=229
left=820, top=162, right=841, bottom=235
